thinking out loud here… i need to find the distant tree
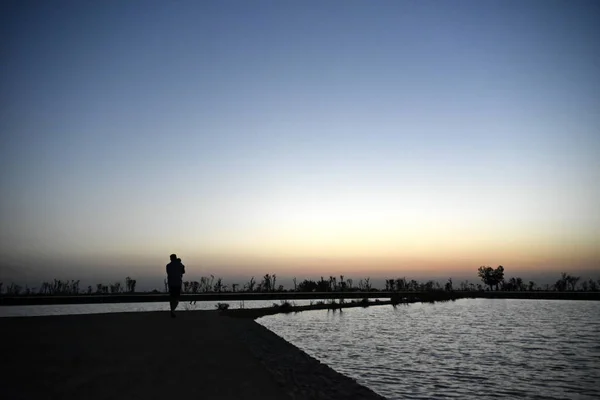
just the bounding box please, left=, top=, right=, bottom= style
left=528, top=281, right=535, bottom=291
left=317, top=277, right=329, bottom=292
left=292, top=277, right=297, bottom=291
left=110, top=282, right=122, bottom=294
left=199, top=277, right=211, bottom=292
left=363, top=277, right=372, bottom=291
left=72, top=280, right=80, bottom=294
left=478, top=266, right=505, bottom=290
left=493, top=266, right=505, bottom=290
left=329, top=276, right=336, bottom=291
left=231, top=283, right=239, bottom=293
left=395, top=278, right=406, bottom=291
left=213, top=278, right=223, bottom=293
left=385, top=279, right=395, bottom=291
left=478, top=266, right=494, bottom=290
left=517, top=277, right=524, bottom=290
left=568, top=276, right=580, bottom=291
left=555, top=273, right=568, bottom=291
left=5, top=283, right=22, bottom=295
left=298, top=279, right=318, bottom=292
left=420, top=280, right=434, bottom=291
left=505, top=277, right=523, bottom=291
left=445, top=278, right=453, bottom=291
left=246, top=276, right=256, bottom=292
left=125, top=277, right=136, bottom=293
left=260, top=274, right=272, bottom=292
left=588, top=279, right=598, bottom=291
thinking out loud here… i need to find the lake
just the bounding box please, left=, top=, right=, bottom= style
left=0, top=298, right=333, bottom=317
left=258, top=299, right=600, bottom=399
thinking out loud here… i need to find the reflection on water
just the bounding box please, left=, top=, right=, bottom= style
left=258, top=299, right=600, bottom=400
left=0, top=299, right=324, bottom=317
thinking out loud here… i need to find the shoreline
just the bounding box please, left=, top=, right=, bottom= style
left=2, top=290, right=599, bottom=306
left=3, top=310, right=386, bottom=400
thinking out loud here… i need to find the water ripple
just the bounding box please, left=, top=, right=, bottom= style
left=258, top=299, right=600, bottom=400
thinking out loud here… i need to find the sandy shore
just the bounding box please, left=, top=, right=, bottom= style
left=2, top=310, right=386, bottom=400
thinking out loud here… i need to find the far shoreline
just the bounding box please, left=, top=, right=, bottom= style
left=2, top=290, right=599, bottom=306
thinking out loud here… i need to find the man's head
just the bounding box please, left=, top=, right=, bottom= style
left=170, top=254, right=177, bottom=261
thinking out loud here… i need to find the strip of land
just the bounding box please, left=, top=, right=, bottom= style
left=3, top=310, right=386, bottom=400
left=2, top=290, right=599, bottom=306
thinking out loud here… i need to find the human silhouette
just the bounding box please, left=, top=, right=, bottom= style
left=166, top=254, right=185, bottom=318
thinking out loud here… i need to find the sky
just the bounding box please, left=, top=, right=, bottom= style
left=1, top=0, right=599, bottom=288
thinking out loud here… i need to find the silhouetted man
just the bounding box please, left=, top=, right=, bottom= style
left=166, top=254, right=185, bottom=318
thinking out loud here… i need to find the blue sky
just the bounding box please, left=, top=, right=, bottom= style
left=1, top=0, right=599, bottom=285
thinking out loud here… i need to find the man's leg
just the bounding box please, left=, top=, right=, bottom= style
left=169, top=287, right=177, bottom=317
left=173, top=286, right=180, bottom=310
left=169, top=286, right=181, bottom=317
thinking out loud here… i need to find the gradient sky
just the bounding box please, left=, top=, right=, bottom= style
left=1, top=0, right=599, bottom=286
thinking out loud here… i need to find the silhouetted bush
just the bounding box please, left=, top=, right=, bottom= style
left=276, top=301, right=293, bottom=313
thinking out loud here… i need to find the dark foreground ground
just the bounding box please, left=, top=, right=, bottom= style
left=2, top=310, right=385, bottom=400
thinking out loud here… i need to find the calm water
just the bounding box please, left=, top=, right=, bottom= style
left=0, top=298, right=328, bottom=317
left=258, top=299, right=600, bottom=400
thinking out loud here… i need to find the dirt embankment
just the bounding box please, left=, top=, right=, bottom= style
left=2, top=310, right=386, bottom=400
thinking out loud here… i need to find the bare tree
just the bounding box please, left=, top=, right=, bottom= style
left=246, top=276, right=256, bottom=292
left=213, top=278, right=223, bottom=293
left=569, top=276, right=580, bottom=291
left=260, top=274, right=272, bottom=292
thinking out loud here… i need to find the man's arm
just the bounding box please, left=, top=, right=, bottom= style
left=181, top=264, right=185, bottom=275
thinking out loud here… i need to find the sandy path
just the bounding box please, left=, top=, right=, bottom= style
left=2, top=311, right=290, bottom=399
left=2, top=310, right=386, bottom=400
